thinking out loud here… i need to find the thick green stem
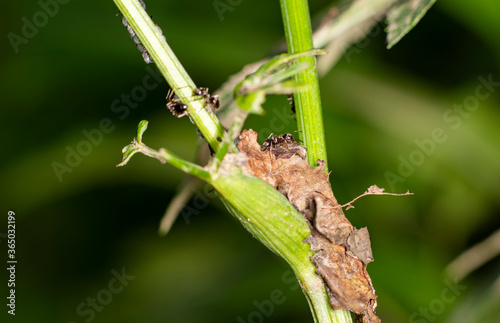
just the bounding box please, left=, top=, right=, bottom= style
left=280, top=0, right=328, bottom=170
left=114, top=0, right=225, bottom=153
left=280, top=1, right=352, bottom=322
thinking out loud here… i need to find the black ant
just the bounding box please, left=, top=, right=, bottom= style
left=193, top=87, right=220, bottom=113
left=166, top=86, right=220, bottom=118
left=261, top=132, right=300, bottom=151
left=166, top=89, right=188, bottom=118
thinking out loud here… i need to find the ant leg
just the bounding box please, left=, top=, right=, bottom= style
left=268, top=133, right=276, bottom=158
left=291, top=131, right=303, bottom=144
left=166, top=89, right=174, bottom=101
left=166, top=86, right=195, bottom=101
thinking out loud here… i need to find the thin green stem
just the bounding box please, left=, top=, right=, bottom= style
left=280, top=0, right=328, bottom=170
left=136, top=141, right=211, bottom=182
left=114, top=0, right=225, bottom=153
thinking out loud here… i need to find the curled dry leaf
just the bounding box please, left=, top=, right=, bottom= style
left=236, top=129, right=380, bottom=323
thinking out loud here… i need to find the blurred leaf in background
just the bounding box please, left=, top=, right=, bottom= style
left=0, top=0, right=499, bottom=322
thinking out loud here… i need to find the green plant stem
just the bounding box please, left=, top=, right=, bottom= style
left=136, top=141, right=211, bottom=182
left=114, top=0, right=225, bottom=153
left=280, top=1, right=352, bottom=322
left=280, top=0, right=328, bottom=170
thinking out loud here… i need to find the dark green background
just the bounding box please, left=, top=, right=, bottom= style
left=1, top=0, right=499, bottom=322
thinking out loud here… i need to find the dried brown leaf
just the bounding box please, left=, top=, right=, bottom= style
left=237, top=129, right=380, bottom=323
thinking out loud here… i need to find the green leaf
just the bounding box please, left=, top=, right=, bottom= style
left=386, top=0, right=437, bottom=49
left=234, top=49, right=325, bottom=114
left=136, top=120, right=149, bottom=143
left=117, top=120, right=150, bottom=167
left=117, top=144, right=140, bottom=167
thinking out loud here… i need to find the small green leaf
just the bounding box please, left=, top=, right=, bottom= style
left=386, top=0, right=437, bottom=49
left=234, top=49, right=325, bottom=113
left=117, top=144, right=140, bottom=167
left=136, top=120, right=149, bottom=143
left=117, top=120, right=150, bottom=167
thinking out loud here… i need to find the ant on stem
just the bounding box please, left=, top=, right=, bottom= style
left=261, top=132, right=301, bottom=152
left=166, top=86, right=220, bottom=117
left=166, top=89, right=188, bottom=118
left=193, top=87, right=220, bottom=113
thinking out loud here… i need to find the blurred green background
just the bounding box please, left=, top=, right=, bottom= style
left=1, top=0, right=499, bottom=322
